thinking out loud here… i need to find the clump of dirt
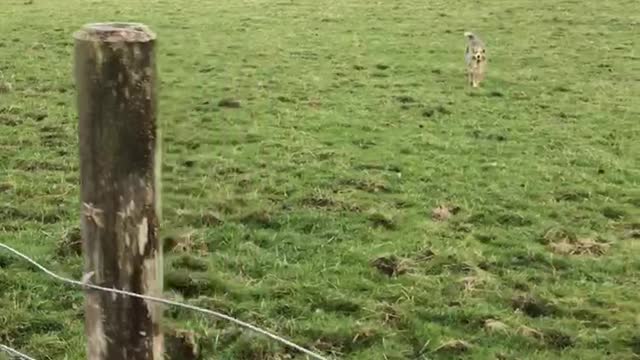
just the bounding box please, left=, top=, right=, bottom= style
left=395, top=95, right=416, bottom=104
left=56, top=227, right=82, bottom=257
left=487, top=133, right=507, bottom=141
left=0, top=114, right=20, bottom=127
left=422, top=104, right=451, bottom=118
left=541, top=227, right=577, bottom=245
left=516, top=325, right=544, bottom=340
left=434, top=104, right=451, bottom=115
left=413, top=247, right=436, bottom=262
left=163, top=230, right=207, bottom=254
left=371, top=255, right=411, bottom=276
left=511, top=294, right=558, bottom=318
left=622, top=223, right=640, bottom=239
left=460, top=275, right=483, bottom=292
left=378, top=303, right=402, bottom=327
left=552, top=85, right=571, bottom=93
left=308, top=325, right=380, bottom=354
left=517, top=325, right=575, bottom=349
left=602, top=206, right=625, bottom=220
left=199, top=211, right=223, bottom=227
left=433, top=339, right=472, bottom=354
left=0, top=252, right=15, bottom=268
left=165, top=328, right=199, bottom=360
left=240, top=209, right=280, bottom=229
left=300, top=190, right=351, bottom=211
left=496, top=212, right=532, bottom=227
left=542, top=227, right=609, bottom=256
left=457, top=268, right=493, bottom=292
left=554, top=190, right=590, bottom=202
left=548, top=237, right=610, bottom=256
left=301, top=195, right=336, bottom=209
left=422, top=108, right=435, bottom=117
left=484, top=319, right=509, bottom=333
left=218, top=98, right=241, bottom=108
left=431, top=204, right=461, bottom=221
left=276, top=95, right=295, bottom=103
left=542, top=328, right=574, bottom=349
left=342, top=177, right=391, bottom=193
left=368, top=211, right=396, bottom=230
left=164, top=271, right=230, bottom=298
left=628, top=335, right=640, bottom=355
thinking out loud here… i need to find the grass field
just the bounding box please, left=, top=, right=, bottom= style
left=1, top=0, right=639, bottom=359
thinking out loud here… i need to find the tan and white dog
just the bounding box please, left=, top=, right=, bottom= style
left=464, top=31, right=487, bottom=88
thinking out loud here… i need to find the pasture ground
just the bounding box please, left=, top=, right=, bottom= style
left=1, top=0, right=639, bottom=359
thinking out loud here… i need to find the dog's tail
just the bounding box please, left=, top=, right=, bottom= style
left=464, top=31, right=476, bottom=40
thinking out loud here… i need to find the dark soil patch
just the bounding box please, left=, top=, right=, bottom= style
left=239, top=210, right=280, bottom=229
left=512, top=294, right=559, bottom=318
left=602, top=206, right=625, bottom=220
left=371, top=255, right=409, bottom=276
left=165, top=329, right=199, bottom=360
left=394, top=95, right=416, bottom=104
left=218, top=98, right=241, bottom=108
left=542, top=329, right=575, bottom=349
left=368, top=212, right=396, bottom=230
left=200, top=211, right=224, bottom=227
left=56, top=227, right=82, bottom=258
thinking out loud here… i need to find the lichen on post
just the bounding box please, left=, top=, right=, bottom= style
left=74, top=22, right=163, bottom=360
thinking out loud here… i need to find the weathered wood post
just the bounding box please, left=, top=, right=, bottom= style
left=74, top=23, right=163, bottom=360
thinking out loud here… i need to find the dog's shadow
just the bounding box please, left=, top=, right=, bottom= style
left=427, top=66, right=530, bottom=100
left=463, top=76, right=526, bottom=100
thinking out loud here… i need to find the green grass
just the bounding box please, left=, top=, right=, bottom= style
left=1, top=0, right=639, bottom=359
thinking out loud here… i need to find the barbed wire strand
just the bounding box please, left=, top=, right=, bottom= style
left=0, top=344, right=36, bottom=360
left=0, top=243, right=329, bottom=360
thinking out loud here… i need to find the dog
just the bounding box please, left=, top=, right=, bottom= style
left=464, top=31, right=487, bottom=88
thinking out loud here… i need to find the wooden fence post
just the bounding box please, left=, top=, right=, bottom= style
left=74, top=23, right=163, bottom=360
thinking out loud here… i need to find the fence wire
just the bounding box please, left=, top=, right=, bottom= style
left=0, top=243, right=329, bottom=360
left=0, top=344, right=36, bottom=360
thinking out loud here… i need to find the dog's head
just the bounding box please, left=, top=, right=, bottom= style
left=470, top=46, right=486, bottom=63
